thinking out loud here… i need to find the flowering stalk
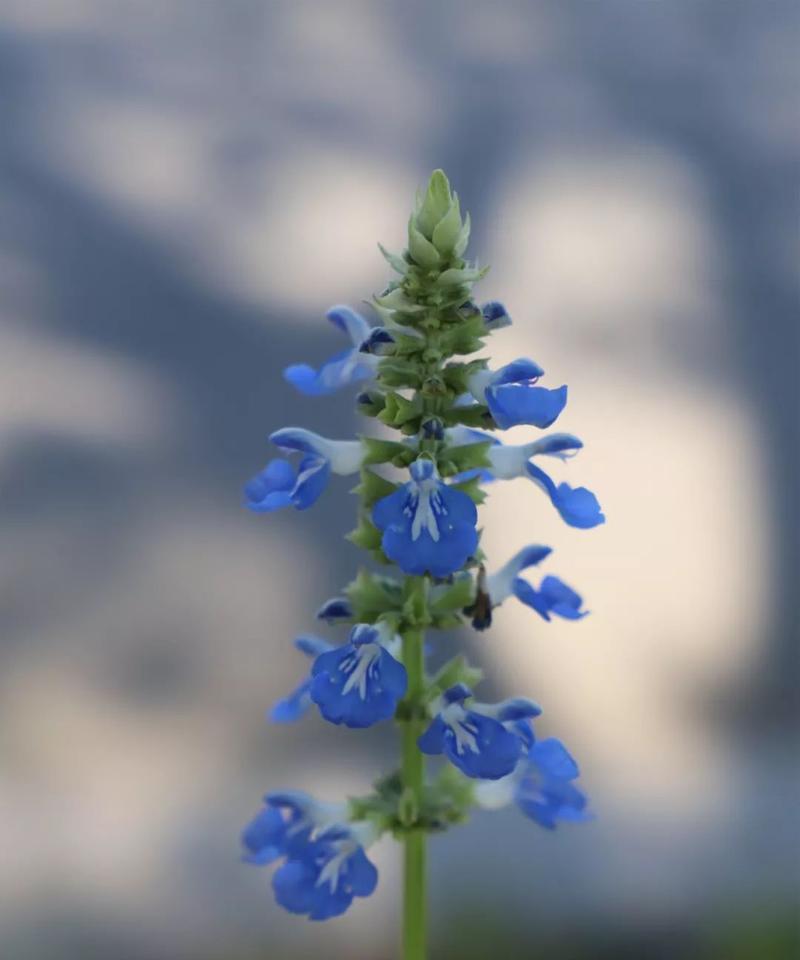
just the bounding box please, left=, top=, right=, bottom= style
left=240, top=171, right=605, bottom=956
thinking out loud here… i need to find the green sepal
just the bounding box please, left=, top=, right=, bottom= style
left=407, top=218, right=441, bottom=270
left=345, top=569, right=404, bottom=622
left=352, top=468, right=398, bottom=508
left=453, top=212, right=471, bottom=258
left=428, top=653, right=484, bottom=700
left=450, top=476, right=487, bottom=505
left=431, top=195, right=463, bottom=256
left=377, top=391, right=422, bottom=429
left=436, top=264, right=488, bottom=287
left=401, top=576, right=432, bottom=628
left=361, top=437, right=412, bottom=466
left=346, top=516, right=384, bottom=552
left=355, top=389, right=386, bottom=418
left=441, top=441, right=492, bottom=474
left=428, top=573, right=475, bottom=616
left=376, top=359, right=423, bottom=389
left=374, top=288, right=425, bottom=315
left=378, top=243, right=408, bottom=275
left=441, top=314, right=488, bottom=356
left=443, top=404, right=493, bottom=429
left=415, top=169, right=453, bottom=239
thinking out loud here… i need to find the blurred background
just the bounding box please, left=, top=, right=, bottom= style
left=1, top=2, right=798, bottom=958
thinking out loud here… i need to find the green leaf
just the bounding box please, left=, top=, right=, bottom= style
left=436, top=264, right=488, bottom=287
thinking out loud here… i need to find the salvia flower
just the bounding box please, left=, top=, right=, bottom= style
left=372, top=458, right=478, bottom=577
left=466, top=359, right=568, bottom=429
left=418, top=683, right=541, bottom=780
left=245, top=428, right=363, bottom=513
left=270, top=635, right=334, bottom=724
left=241, top=790, right=346, bottom=865
left=480, top=433, right=604, bottom=529
left=272, top=821, right=379, bottom=921
left=310, top=623, right=407, bottom=728
left=475, top=723, right=591, bottom=830
left=483, top=545, right=587, bottom=624
left=284, top=306, right=381, bottom=396
left=480, top=300, right=512, bottom=331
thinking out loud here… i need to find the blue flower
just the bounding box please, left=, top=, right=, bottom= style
left=475, top=724, right=591, bottom=830
left=283, top=306, right=383, bottom=396
left=270, top=635, right=335, bottom=723
left=242, top=791, right=344, bottom=865
left=372, top=458, right=478, bottom=577
left=418, top=684, right=541, bottom=780
left=310, top=624, right=407, bottom=728
left=316, top=597, right=353, bottom=623
left=526, top=461, right=604, bottom=529
left=467, top=360, right=567, bottom=429
left=245, top=428, right=363, bottom=513
left=485, top=545, right=587, bottom=623
left=272, top=822, right=379, bottom=921
left=456, top=432, right=604, bottom=529
left=514, top=575, right=588, bottom=622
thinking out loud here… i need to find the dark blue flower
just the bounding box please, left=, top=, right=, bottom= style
left=310, top=624, right=407, bottom=728
left=481, top=300, right=512, bottom=331
left=418, top=684, right=540, bottom=780
left=284, top=306, right=379, bottom=396
left=270, top=635, right=335, bottom=723
left=242, top=791, right=342, bottom=865
left=372, top=458, right=478, bottom=577
left=245, top=429, right=363, bottom=513
left=316, top=597, right=353, bottom=623
left=272, top=823, right=379, bottom=921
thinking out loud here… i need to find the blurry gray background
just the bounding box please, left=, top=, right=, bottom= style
left=1, top=2, right=798, bottom=958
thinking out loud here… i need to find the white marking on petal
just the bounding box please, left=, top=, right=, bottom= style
left=340, top=643, right=381, bottom=699
left=441, top=702, right=480, bottom=754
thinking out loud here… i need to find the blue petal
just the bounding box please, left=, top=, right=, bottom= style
left=345, top=847, right=379, bottom=897
left=310, top=644, right=407, bottom=728
left=417, top=715, right=447, bottom=754
left=269, top=678, right=312, bottom=723
left=294, top=634, right=335, bottom=658
left=284, top=348, right=373, bottom=396
left=326, top=305, right=371, bottom=344
left=272, top=858, right=319, bottom=914
left=443, top=711, right=523, bottom=780
left=373, top=482, right=478, bottom=578
left=513, top=575, right=587, bottom=622
left=244, top=459, right=296, bottom=513
left=530, top=737, right=580, bottom=781
left=491, top=697, right=542, bottom=723
left=526, top=462, right=604, bottom=529
left=492, top=358, right=545, bottom=385
left=291, top=456, right=331, bottom=509
left=241, top=806, right=285, bottom=865
left=481, top=300, right=512, bottom=330
left=486, top=384, right=568, bottom=429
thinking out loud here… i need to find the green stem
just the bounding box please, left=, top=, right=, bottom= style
left=401, top=627, right=427, bottom=960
